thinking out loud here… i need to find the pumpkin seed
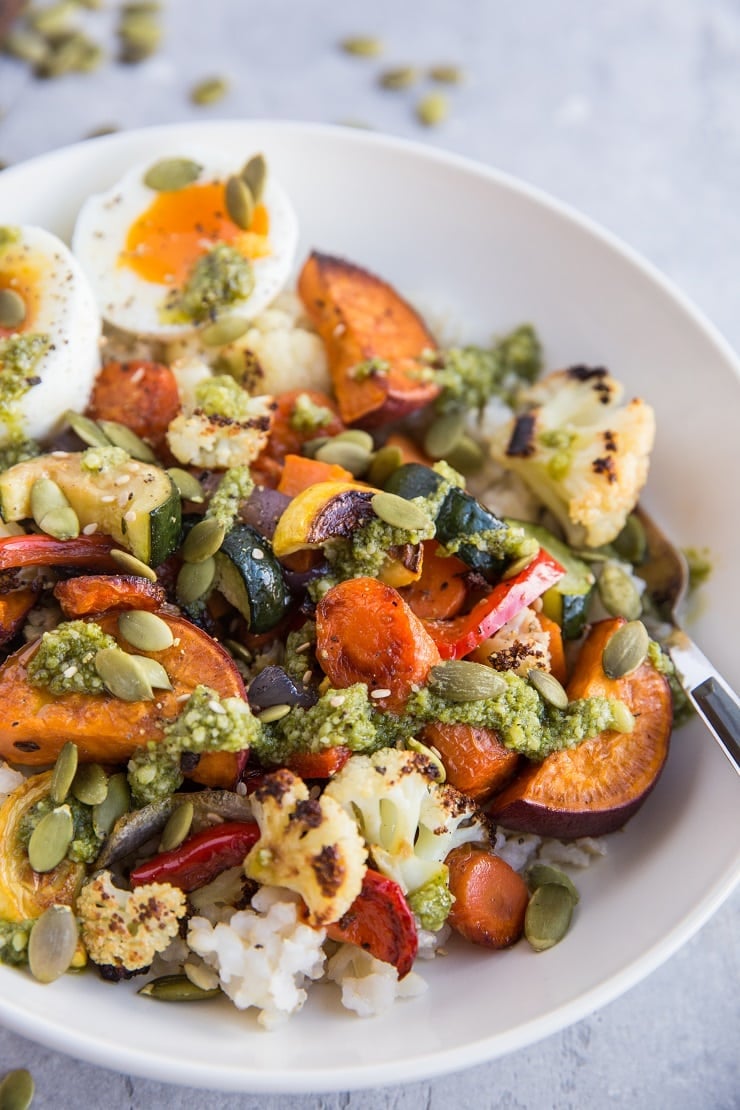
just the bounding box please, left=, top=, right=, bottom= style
left=224, top=638, right=252, bottom=665
left=526, top=863, right=580, bottom=903
left=524, top=883, right=576, bottom=952
left=143, top=157, right=201, bottom=192
left=134, top=655, right=172, bottom=690
left=64, top=409, right=111, bottom=448
left=71, top=762, right=108, bottom=806
left=190, top=76, right=229, bottom=106
left=118, top=609, right=174, bottom=652
left=371, top=491, right=431, bottom=532
left=429, top=63, right=463, bottom=84
left=333, top=429, right=374, bottom=452
left=225, top=174, right=255, bottom=230
left=314, top=439, right=371, bottom=477
left=424, top=410, right=466, bottom=460
left=258, top=703, right=291, bottom=724
left=598, top=561, right=642, bottom=621
left=610, top=698, right=636, bottom=734
left=613, top=513, right=647, bottom=566
left=159, top=801, right=194, bottom=852
left=528, top=668, right=569, bottom=710
left=31, top=477, right=69, bottom=527
left=28, top=805, right=74, bottom=873
left=139, top=974, right=220, bottom=1002
left=0, top=1068, right=35, bottom=1110
left=0, top=288, right=27, bottom=329
left=602, top=619, right=649, bottom=679
left=38, top=506, right=80, bottom=541
left=118, top=11, right=161, bottom=62
left=378, top=66, right=418, bottom=90
left=181, top=517, right=226, bottom=563
left=200, top=315, right=250, bottom=347
left=4, top=27, right=49, bottom=66
left=97, top=419, right=156, bottom=462
left=167, top=467, right=204, bottom=503
left=445, top=435, right=485, bottom=475
left=429, top=660, right=507, bottom=702
left=50, top=741, right=78, bottom=805
left=301, top=435, right=331, bottom=458
left=29, top=1, right=77, bottom=35
left=94, top=647, right=154, bottom=702
left=92, top=772, right=130, bottom=837
left=176, top=556, right=216, bottom=604
left=416, top=92, right=449, bottom=127
left=367, top=444, right=403, bottom=488
left=241, top=153, right=266, bottom=202
left=340, top=35, right=383, bottom=57
left=110, top=548, right=158, bottom=582
left=28, top=904, right=79, bottom=984
left=406, top=737, right=446, bottom=782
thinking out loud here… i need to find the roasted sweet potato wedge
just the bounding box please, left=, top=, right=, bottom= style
left=0, top=587, right=38, bottom=648
left=488, top=618, right=672, bottom=837
left=86, top=359, right=180, bottom=452
left=0, top=611, right=247, bottom=788
left=298, top=252, right=439, bottom=426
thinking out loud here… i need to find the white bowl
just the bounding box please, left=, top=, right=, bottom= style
left=0, top=120, right=737, bottom=1094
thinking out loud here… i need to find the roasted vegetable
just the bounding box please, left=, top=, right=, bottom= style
left=276, top=453, right=353, bottom=498
left=214, top=523, right=290, bottom=634
left=86, top=359, right=180, bottom=453
left=298, top=252, right=439, bottom=426
left=508, top=518, right=595, bottom=639
left=129, top=821, right=260, bottom=892
left=446, top=845, right=529, bottom=949
left=326, top=868, right=418, bottom=979
left=420, top=722, right=520, bottom=801
left=0, top=587, right=37, bottom=647
left=53, top=575, right=166, bottom=618
left=271, top=481, right=374, bottom=557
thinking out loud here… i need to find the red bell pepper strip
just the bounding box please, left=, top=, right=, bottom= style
left=327, top=868, right=419, bottom=979
left=129, top=820, right=260, bottom=892
left=423, top=547, right=565, bottom=660
left=0, top=533, right=120, bottom=570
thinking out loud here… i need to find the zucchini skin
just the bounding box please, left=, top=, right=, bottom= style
left=216, top=523, right=290, bottom=634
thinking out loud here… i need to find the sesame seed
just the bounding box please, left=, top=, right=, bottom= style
left=333, top=322, right=346, bottom=337
left=124, top=510, right=136, bottom=523
left=130, top=367, right=145, bottom=384
left=63, top=665, right=77, bottom=678
left=329, top=695, right=346, bottom=708
left=370, top=688, right=391, bottom=699
left=302, top=669, right=313, bottom=685
left=51, top=450, right=69, bottom=458
left=114, top=474, right=130, bottom=486
left=118, top=493, right=129, bottom=507
left=236, top=781, right=247, bottom=796
left=100, top=494, right=116, bottom=503
left=251, top=548, right=265, bottom=560
left=176, top=693, right=190, bottom=702
left=296, top=642, right=312, bottom=654
left=82, top=522, right=98, bottom=535
left=208, top=700, right=226, bottom=714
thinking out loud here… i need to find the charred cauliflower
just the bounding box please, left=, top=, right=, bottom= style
left=489, top=366, right=655, bottom=547
left=324, top=748, right=489, bottom=899
left=244, top=770, right=367, bottom=927
left=76, top=870, right=187, bottom=973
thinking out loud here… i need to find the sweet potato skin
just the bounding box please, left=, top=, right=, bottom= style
left=86, top=360, right=180, bottom=451
left=298, top=252, right=439, bottom=426
left=0, top=611, right=247, bottom=788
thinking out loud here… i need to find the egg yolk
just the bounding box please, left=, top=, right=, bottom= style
left=0, top=260, right=40, bottom=339
left=121, top=181, right=270, bottom=287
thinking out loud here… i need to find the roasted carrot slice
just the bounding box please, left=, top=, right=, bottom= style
left=315, top=576, right=440, bottom=713
left=421, top=722, right=520, bottom=802
left=260, top=389, right=344, bottom=464
left=446, top=845, right=529, bottom=949
left=0, top=610, right=247, bottom=788
left=399, top=540, right=468, bottom=621
left=488, top=618, right=672, bottom=838
left=536, top=610, right=568, bottom=685
left=276, top=453, right=354, bottom=498
left=86, top=359, right=180, bottom=451
left=283, top=746, right=351, bottom=780
left=54, top=574, right=166, bottom=618
left=0, top=587, right=38, bottom=648
left=327, top=868, right=419, bottom=978
left=298, top=252, right=439, bottom=426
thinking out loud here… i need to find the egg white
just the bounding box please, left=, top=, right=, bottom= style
left=71, top=149, right=298, bottom=341
left=0, top=225, right=101, bottom=448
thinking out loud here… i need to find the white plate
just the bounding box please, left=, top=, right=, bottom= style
left=0, top=121, right=737, bottom=1094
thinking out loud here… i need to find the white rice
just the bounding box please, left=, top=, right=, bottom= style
left=326, top=944, right=428, bottom=1018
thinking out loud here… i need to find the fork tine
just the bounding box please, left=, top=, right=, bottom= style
left=634, top=506, right=689, bottom=622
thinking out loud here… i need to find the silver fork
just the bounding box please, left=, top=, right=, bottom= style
left=635, top=506, right=740, bottom=773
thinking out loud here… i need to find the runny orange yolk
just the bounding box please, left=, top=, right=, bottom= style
left=0, top=260, right=40, bottom=339
left=120, top=181, right=270, bottom=287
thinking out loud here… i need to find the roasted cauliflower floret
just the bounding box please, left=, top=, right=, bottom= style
left=489, top=366, right=655, bottom=547
left=244, top=769, right=367, bottom=927
left=478, top=606, right=551, bottom=676
left=76, top=870, right=187, bottom=973
left=324, top=748, right=489, bottom=900
left=167, top=382, right=274, bottom=468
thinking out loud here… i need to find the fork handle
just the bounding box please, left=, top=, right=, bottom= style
left=668, top=637, right=740, bottom=773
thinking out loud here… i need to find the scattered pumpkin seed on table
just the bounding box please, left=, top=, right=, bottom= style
left=428, top=63, right=463, bottom=84
left=0, top=1068, right=35, bottom=1110
left=416, top=92, right=449, bottom=127
left=190, top=76, right=229, bottom=106
left=378, top=66, right=418, bottom=90
left=340, top=35, right=384, bottom=57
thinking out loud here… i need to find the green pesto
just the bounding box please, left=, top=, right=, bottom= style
left=406, top=866, right=454, bottom=931
left=0, top=918, right=32, bottom=967
left=80, top=445, right=129, bottom=473
left=540, top=428, right=576, bottom=480
left=0, top=333, right=50, bottom=444
left=647, top=640, right=693, bottom=726
left=0, top=437, right=40, bottom=472
left=194, top=374, right=255, bottom=421
left=683, top=546, right=713, bottom=591
left=282, top=622, right=317, bottom=685
left=18, top=794, right=102, bottom=863
left=127, top=684, right=260, bottom=805
left=0, top=227, right=21, bottom=251
left=205, top=464, right=254, bottom=531
left=441, top=522, right=537, bottom=564
left=432, top=324, right=543, bottom=414
left=251, top=683, right=383, bottom=766
left=289, top=392, right=335, bottom=435
left=175, top=244, right=254, bottom=324
left=351, top=357, right=390, bottom=381
left=27, top=620, right=116, bottom=696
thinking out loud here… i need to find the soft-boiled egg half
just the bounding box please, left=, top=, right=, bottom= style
left=0, top=225, right=101, bottom=448
left=72, top=149, right=298, bottom=341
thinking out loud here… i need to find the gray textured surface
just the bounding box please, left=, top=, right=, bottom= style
left=0, top=1, right=739, bottom=1106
